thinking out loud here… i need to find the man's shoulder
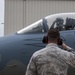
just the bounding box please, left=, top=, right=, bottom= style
left=33, top=47, right=47, bottom=58
left=57, top=47, right=74, bottom=57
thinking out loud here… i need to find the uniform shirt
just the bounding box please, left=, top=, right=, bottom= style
left=25, top=43, right=75, bottom=75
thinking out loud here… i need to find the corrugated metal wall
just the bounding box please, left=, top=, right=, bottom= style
left=25, top=0, right=75, bottom=26
left=4, top=0, right=75, bottom=35
left=5, top=0, right=24, bottom=35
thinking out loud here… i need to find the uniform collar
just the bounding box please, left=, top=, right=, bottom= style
left=46, top=43, right=58, bottom=47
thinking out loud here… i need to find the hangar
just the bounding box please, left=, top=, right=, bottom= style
left=4, top=0, right=75, bottom=35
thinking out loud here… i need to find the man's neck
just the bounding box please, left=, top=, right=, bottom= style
left=48, top=41, right=57, bottom=44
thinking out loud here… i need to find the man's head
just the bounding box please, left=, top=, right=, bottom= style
left=47, top=29, right=60, bottom=43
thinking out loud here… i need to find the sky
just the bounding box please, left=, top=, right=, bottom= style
left=0, top=0, right=4, bottom=36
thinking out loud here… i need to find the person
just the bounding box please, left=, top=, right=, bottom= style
left=50, top=17, right=64, bottom=31
left=25, top=29, right=75, bottom=75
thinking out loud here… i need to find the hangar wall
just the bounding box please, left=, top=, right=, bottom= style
left=4, top=0, right=75, bottom=35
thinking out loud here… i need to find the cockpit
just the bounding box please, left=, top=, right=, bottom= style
left=46, top=13, right=75, bottom=31
left=17, top=20, right=46, bottom=34
left=17, top=13, right=75, bottom=34
left=17, top=19, right=49, bottom=34
left=50, top=17, right=75, bottom=31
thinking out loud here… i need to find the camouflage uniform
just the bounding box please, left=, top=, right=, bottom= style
left=25, top=43, right=75, bottom=75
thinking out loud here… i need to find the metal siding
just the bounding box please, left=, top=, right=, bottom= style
left=25, top=0, right=75, bottom=27
left=4, top=0, right=24, bottom=35
left=5, top=0, right=75, bottom=35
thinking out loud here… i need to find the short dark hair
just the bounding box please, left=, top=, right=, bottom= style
left=48, top=29, right=60, bottom=39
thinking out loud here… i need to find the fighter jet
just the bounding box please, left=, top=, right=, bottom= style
left=0, top=13, right=75, bottom=75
